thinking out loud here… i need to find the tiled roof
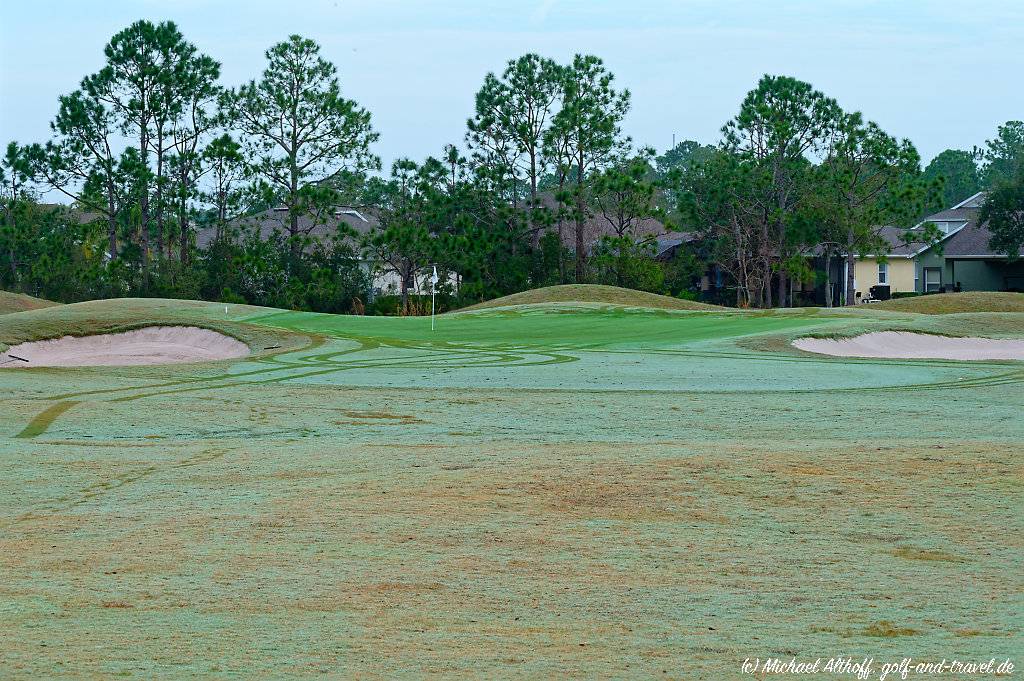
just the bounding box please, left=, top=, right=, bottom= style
left=943, top=221, right=1004, bottom=258
left=919, top=207, right=975, bottom=223
left=534, top=192, right=673, bottom=247
left=917, top=194, right=1008, bottom=258
left=873, top=195, right=1007, bottom=258
left=196, top=207, right=379, bottom=249
left=38, top=203, right=104, bottom=225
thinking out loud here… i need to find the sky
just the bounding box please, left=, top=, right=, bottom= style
left=2, top=0, right=1023, bottom=174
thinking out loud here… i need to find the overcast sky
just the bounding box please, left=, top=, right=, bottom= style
left=2, top=0, right=1023, bottom=172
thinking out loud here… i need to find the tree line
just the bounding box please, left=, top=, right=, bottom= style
left=2, top=20, right=1022, bottom=311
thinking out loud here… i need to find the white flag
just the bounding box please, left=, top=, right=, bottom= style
left=431, top=266, right=439, bottom=285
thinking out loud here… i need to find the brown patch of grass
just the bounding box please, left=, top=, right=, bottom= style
left=366, top=581, right=445, bottom=594
left=787, top=464, right=828, bottom=476
left=810, top=625, right=851, bottom=637
left=335, top=409, right=425, bottom=425
left=863, top=621, right=918, bottom=637
left=517, top=460, right=729, bottom=523
left=101, top=600, right=134, bottom=608
left=341, top=409, right=411, bottom=419
left=893, top=546, right=966, bottom=563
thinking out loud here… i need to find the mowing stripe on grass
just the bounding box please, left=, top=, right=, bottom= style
left=15, top=400, right=78, bottom=438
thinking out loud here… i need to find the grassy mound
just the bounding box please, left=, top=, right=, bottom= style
left=460, top=284, right=724, bottom=312
left=0, top=297, right=304, bottom=356
left=0, top=290, right=58, bottom=315
left=872, top=292, right=1024, bottom=314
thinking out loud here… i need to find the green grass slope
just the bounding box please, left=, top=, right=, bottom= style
left=0, top=297, right=304, bottom=355
left=872, top=291, right=1024, bottom=314
left=459, top=284, right=725, bottom=312
left=0, top=290, right=58, bottom=315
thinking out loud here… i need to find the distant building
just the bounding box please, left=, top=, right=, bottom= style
left=196, top=205, right=379, bottom=250
left=198, top=206, right=450, bottom=298
left=849, top=192, right=1024, bottom=301
left=533, top=192, right=675, bottom=253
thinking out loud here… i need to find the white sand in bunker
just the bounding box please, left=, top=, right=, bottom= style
left=0, top=326, right=249, bottom=367
left=793, top=331, right=1024, bottom=361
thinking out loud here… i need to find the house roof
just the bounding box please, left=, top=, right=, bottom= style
left=38, top=203, right=104, bottom=225
left=871, top=193, right=1006, bottom=259
left=942, top=221, right=1005, bottom=258
left=918, top=206, right=975, bottom=224
left=950, top=191, right=987, bottom=209
left=200, top=195, right=675, bottom=255
left=196, top=206, right=379, bottom=249
left=875, top=225, right=937, bottom=257
left=653, top=234, right=700, bottom=259
left=916, top=193, right=1009, bottom=259
left=533, top=192, right=674, bottom=248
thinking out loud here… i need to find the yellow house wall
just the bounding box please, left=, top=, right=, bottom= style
left=854, top=257, right=916, bottom=297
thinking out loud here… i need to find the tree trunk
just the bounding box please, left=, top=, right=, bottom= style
left=139, top=116, right=150, bottom=283
left=216, top=183, right=226, bottom=241
left=289, top=207, right=300, bottom=257
left=179, top=204, right=189, bottom=265
left=574, top=175, right=586, bottom=283
left=288, top=150, right=300, bottom=264
left=106, top=181, right=118, bottom=260
left=8, top=189, right=18, bottom=279
left=7, top=239, right=16, bottom=280
left=178, top=165, right=190, bottom=264
left=845, top=251, right=857, bottom=306
left=774, top=164, right=787, bottom=307
left=574, top=216, right=586, bottom=282
left=824, top=253, right=833, bottom=308
left=528, top=152, right=540, bottom=249
left=557, top=178, right=567, bottom=284
left=400, top=266, right=410, bottom=315
left=155, top=131, right=165, bottom=260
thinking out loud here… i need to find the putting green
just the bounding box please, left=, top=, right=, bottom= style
left=1, top=297, right=1021, bottom=677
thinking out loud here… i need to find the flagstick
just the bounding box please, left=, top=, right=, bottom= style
left=430, top=265, right=438, bottom=332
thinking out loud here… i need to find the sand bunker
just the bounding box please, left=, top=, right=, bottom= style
left=793, top=331, right=1024, bottom=361
left=0, top=326, right=249, bottom=367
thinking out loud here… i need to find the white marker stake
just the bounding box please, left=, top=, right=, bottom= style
left=430, top=265, right=439, bottom=332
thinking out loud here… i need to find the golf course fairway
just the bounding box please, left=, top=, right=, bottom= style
left=1, top=293, right=1021, bottom=677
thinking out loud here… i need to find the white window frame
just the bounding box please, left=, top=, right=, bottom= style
left=877, top=262, right=888, bottom=284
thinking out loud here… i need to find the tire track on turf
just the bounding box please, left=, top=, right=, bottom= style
left=11, top=447, right=228, bottom=524
left=10, top=334, right=579, bottom=438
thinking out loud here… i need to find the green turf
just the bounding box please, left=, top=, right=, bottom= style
left=0, top=290, right=58, bottom=315
left=458, top=283, right=724, bottom=311
left=1, top=296, right=1021, bottom=677
left=871, top=291, right=1024, bottom=314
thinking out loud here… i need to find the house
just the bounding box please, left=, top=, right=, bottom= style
left=915, top=192, right=1024, bottom=293
left=197, top=206, right=451, bottom=298
left=849, top=192, right=1024, bottom=301
left=196, top=205, right=379, bottom=250
left=848, top=225, right=938, bottom=301
left=534, top=192, right=675, bottom=253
